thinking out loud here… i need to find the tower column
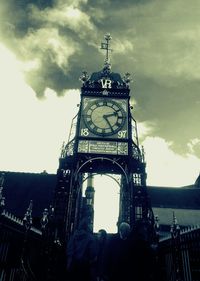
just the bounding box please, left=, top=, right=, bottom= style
left=84, top=173, right=95, bottom=231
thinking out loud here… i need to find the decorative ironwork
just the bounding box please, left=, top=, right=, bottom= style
left=67, top=114, right=78, bottom=143
left=141, top=146, right=145, bottom=163
left=41, top=208, right=49, bottom=230
left=131, top=117, right=139, bottom=147
left=0, top=173, right=5, bottom=213
left=158, top=226, right=200, bottom=281
left=23, top=200, right=33, bottom=230
left=132, top=144, right=141, bottom=160
left=170, top=211, right=180, bottom=239
left=154, top=215, right=160, bottom=234
left=100, top=33, right=112, bottom=66
left=79, top=70, right=89, bottom=84
left=65, top=139, right=76, bottom=156
left=123, top=72, right=132, bottom=87
left=60, top=141, right=66, bottom=158
left=102, top=61, right=112, bottom=76
left=0, top=172, right=4, bottom=186
left=170, top=212, right=182, bottom=281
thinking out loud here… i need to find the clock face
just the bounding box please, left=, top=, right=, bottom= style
left=82, top=98, right=126, bottom=137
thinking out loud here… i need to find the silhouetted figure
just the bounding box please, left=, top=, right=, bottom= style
left=107, top=221, right=157, bottom=281
left=128, top=220, right=157, bottom=281
left=96, top=229, right=109, bottom=281
left=66, top=218, right=97, bottom=281
left=107, top=222, right=131, bottom=281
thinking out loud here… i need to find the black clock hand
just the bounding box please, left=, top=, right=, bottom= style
left=103, top=112, right=117, bottom=118
left=103, top=115, right=114, bottom=132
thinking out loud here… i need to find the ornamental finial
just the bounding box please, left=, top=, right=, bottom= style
left=0, top=173, right=5, bottom=213
left=170, top=211, right=180, bottom=238
left=41, top=208, right=49, bottom=229
left=23, top=200, right=33, bottom=230
left=100, top=33, right=112, bottom=68
left=123, top=72, right=132, bottom=87
left=79, top=70, right=89, bottom=84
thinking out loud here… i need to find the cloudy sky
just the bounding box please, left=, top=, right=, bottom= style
left=0, top=0, right=200, bottom=192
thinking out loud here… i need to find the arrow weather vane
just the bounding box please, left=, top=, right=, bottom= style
left=100, top=33, right=112, bottom=65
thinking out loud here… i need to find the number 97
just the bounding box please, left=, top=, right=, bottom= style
left=118, top=130, right=127, bottom=138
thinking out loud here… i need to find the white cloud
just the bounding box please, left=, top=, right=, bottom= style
left=55, top=0, right=88, bottom=6
left=137, top=121, right=155, bottom=140
left=143, top=136, right=200, bottom=187
left=0, top=42, right=80, bottom=173
left=113, top=39, right=134, bottom=54
left=20, top=28, right=77, bottom=71
left=30, top=4, right=95, bottom=36
left=187, top=138, right=200, bottom=153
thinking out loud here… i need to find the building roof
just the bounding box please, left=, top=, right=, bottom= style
left=195, top=173, right=200, bottom=188
left=152, top=207, right=200, bottom=227
left=148, top=186, right=200, bottom=210
left=1, top=171, right=56, bottom=217
left=1, top=171, right=200, bottom=221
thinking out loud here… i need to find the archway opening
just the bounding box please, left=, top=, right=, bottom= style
left=83, top=174, right=120, bottom=234
left=93, top=174, right=120, bottom=233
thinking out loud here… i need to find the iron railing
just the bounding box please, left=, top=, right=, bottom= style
left=1, top=209, right=200, bottom=281
left=158, top=226, right=200, bottom=281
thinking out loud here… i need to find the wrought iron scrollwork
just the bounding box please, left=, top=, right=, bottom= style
left=23, top=200, right=33, bottom=230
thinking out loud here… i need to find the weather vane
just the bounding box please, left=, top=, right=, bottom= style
left=100, top=33, right=112, bottom=65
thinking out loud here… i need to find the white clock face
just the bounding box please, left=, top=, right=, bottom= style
left=82, top=98, right=126, bottom=137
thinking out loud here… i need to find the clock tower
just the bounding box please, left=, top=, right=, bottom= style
left=53, top=34, right=155, bottom=243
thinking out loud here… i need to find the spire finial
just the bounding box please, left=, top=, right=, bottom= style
left=23, top=200, right=33, bottom=230
left=170, top=211, right=180, bottom=238
left=41, top=208, right=49, bottom=229
left=0, top=173, right=5, bottom=187
left=0, top=173, right=5, bottom=213
left=101, top=33, right=112, bottom=66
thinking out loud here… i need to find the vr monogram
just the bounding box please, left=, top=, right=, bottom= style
left=100, top=79, right=112, bottom=89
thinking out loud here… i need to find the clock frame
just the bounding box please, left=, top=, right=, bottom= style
left=79, top=97, right=128, bottom=140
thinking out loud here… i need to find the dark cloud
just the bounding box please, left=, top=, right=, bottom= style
left=0, top=0, right=200, bottom=158
left=133, top=75, right=200, bottom=155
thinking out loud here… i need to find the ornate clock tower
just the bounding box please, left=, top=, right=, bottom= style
left=53, top=34, right=154, bottom=243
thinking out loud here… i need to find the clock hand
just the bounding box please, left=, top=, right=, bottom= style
left=103, top=112, right=117, bottom=118
left=103, top=115, right=114, bottom=132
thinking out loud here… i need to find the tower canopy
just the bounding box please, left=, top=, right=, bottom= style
left=90, top=66, right=124, bottom=85
left=79, top=33, right=132, bottom=90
